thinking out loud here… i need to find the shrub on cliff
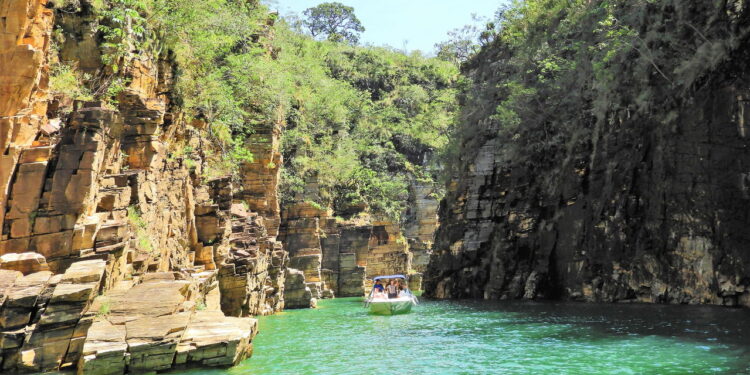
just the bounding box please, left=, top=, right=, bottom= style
left=269, top=26, right=459, bottom=221
left=51, top=0, right=459, bottom=222
left=445, top=0, right=747, bottom=182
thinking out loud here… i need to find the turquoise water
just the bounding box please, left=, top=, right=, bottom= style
left=182, top=298, right=750, bottom=375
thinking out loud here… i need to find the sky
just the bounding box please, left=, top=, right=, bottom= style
left=266, top=0, right=508, bottom=54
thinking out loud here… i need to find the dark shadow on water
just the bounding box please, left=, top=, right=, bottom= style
left=434, top=298, right=750, bottom=347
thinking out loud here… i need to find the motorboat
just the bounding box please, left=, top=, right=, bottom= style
left=364, top=274, right=418, bottom=315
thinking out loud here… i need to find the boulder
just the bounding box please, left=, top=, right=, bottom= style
left=0, top=252, right=49, bottom=275
left=49, top=283, right=96, bottom=304
left=0, top=271, right=52, bottom=329
left=125, top=313, right=191, bottom=373
left=17, top=260, right=106, bottom=372
left=77, top=320, right=128, bottom=375
left=283, top=268, right=315, bottom=309
left=60, top=259, right=107, bottom=284
left=106, top=280, right=190, bottom=325
left=175, top=310, right=256, bottom=368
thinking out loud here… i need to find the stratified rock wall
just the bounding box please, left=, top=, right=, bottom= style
left=366, top=222, right=411, bottom=278
left=218, top=206, right=287, bottom=316
left=425, top=1, right=750, bottom=307
left=239, top=121, right=283, bottom=237
left=0, top=259, right=106, bottom=372
left=0, top=0, right=54, bottom=244
left=335, top=225, right=370, bottom=297
left=0, top=1, right=288, bottom=373
left=278, top=200, right=422, bottom=298
left=404, top=181, right=439, bottom=282
left=278, top=201, right=327, bottom=304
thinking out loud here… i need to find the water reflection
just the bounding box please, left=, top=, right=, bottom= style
left=456, top=299, right=750, bottom=346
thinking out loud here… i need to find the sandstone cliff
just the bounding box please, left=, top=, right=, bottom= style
left=0, top=0, right=287, bottom=372
left=278, top=173, right=440, bottom=299
left=425, top=0, right=750, bottom=307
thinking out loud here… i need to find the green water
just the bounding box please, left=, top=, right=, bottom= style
left=182, top=298, right=750, bottom=375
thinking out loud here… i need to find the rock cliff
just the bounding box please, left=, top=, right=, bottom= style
left=0, top=0, right=286, bottom=372
left=279, top=200, right=421, bottom=300
left=425, top=0, right=750, bottom=307
left=278, top=174, right=439, bottom=300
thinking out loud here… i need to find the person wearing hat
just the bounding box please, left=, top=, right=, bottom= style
left=372, top=279, right=385, bottom=298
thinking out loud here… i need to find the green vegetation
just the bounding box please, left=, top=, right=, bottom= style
left=48, top=64, right=94, bottom=101
left=127, top=205, right=153, bottom=254
left=445, top=0, right=740, bottom=182
left=98, top=0, right=148, bottom=72
left=156, top=0, right=457, bottom=220
left=273, top=26, right=459, bottom=220
left=51, top=0, right=459, bottom=222
left=302, top=2, right=365, bottom=44
left=434, top=13, right=500, bottom=65
left=53, top=0, right=272, bottom=169
left=97, top=298, right=111, bottom=317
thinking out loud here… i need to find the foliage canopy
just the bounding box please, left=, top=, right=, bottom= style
left=52, top=0, right=459, bottom=222
left=302, top=2, right=365, bottom=44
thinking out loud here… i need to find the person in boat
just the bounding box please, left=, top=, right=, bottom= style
left=386, top=279, right=399, bottom=299
left=372, top=279, right=385, bottom=298
left=398, top=280, right=408, bottom=297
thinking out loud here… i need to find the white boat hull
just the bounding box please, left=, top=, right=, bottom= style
left=368, top=298, right=414, bottom=315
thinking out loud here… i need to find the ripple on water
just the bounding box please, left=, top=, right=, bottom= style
left=178, top=298, right=750, bottom=375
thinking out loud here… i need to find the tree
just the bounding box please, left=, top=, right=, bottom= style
left=434, top=10, right=505, bottom=64
left=434, top=23, right=481, bottom=64
left=303, top=2, right=365, bottom=44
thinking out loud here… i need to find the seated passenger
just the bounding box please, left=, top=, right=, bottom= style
left=386, top=279, right=399, bottom=299
left=372, top=280, right=385, bottom=298
left=398, top=281, right=408, bottom=297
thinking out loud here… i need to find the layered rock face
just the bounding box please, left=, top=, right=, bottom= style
left=80, top=271, right=257, bottom=374
left=279, top=199, right=428, bottom=299
left=0, top=259, right=106, bottom=372
left=239, top=121, right=283, bottom=237
left=278, top=202, right=327, bottom=306
left=366, top=222, right=411, bottom=278
left=404, top=181, right=440, bottom=286
left=0, top=0, right=54, bottom=249
left=331, top=224, right=370, bottom=297
left=425, top=1, right=750, bottom=307
left=218, top=205, right=287, bottom=316
left=0, top=1, right=287, bottom=372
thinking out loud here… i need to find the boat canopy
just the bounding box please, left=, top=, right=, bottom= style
left=373, top=274, right=407, bottom=281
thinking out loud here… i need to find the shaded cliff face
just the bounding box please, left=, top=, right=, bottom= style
left=425, top=0, right=750, bottom=307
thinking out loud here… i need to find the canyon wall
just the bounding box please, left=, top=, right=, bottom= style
left=425, top=0, right=750, bottom=307
left=0, top=0, right=289, bottom=372
left=278, top=175, right=440, bottom=299
left=274, top=165, right=439, bottom=297
left=279, top=201, right=423, bottom=299
left=0, top=0, right=440, bottom=372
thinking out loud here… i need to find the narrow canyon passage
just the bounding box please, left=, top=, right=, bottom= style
left=178, top=298, right=750, bottom=375
left=2, top=0, right=750, bottom=373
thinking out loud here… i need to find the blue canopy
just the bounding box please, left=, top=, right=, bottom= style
left=373, top=274, right=407, bottom=281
